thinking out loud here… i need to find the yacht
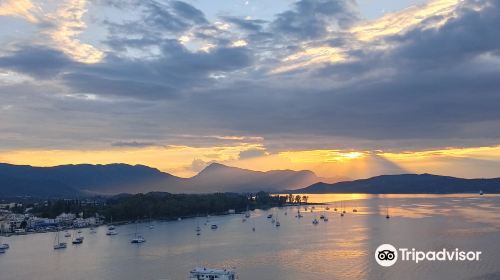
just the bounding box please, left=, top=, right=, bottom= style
left=72, top=236, right=83, bottom=245
left=189, top=267, right=236, bottom=280
left=131, top=235, right=146, bottom=244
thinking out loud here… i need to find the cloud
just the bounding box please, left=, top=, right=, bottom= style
left=46, top=0, right=104, bottom=63
left=1, top=0, right=500, bottom=160
left=238, top=149, right=267, bottom=159
left=0, top=0, right=39, bottom=23
left=271, top=0, right=359, bottom=40
left=0, top=46, right=75, bottom=78
left=111, top=141, right=158, bottom=147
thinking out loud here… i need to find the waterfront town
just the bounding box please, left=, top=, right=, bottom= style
left=0, top=200, right=105, bottom=235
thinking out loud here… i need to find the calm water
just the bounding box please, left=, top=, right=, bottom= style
left=1, top=194, right=499, bottom=280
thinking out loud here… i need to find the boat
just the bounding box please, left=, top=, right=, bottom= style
left=72, top=236, right=83, bottom=244
left=64, top=231, right=71, bottom=237
left=0, top=228, right=9, bottom=250
left=284, top=211, right=287, bottom=216
left=244, top=205, right=251, bottom=218
left=242, top=218, right=246, bottom=222
left=252, top=219, right=256, bottom=232
left=189, top=267, right=236, bottom=280
left=131, top=222, right=146, bottom=244
left=296, top=209, right=303, bottom=218
left=323, top=216, right=329, bottom=222
left=320, top=214, right=325, bottom=220
left=106, top=229, right=118, bottom=235
left=386, top=206, right=390, bottom=219
left=53, top=230, right=67, bottom=250
left=131, top=235, right=145, bottom=243
left=267, top=214, right=273, bottom=219
left=312, top=219, right=319, bottom=225
left=480, top=190, right=484, bottom=195
left=275, top=212, right=280, bottom=227
left=211, top=224, right=218, bottom=230
left=131, top=235, right=146, bottom=243
left=89, top=227, right=96, bottom=233
left=0, top=248, right=5, bottom=254
left=325, top=207, right=330, bottom=210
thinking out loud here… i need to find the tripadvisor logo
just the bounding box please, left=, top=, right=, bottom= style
left=375, top=244, right=482, bottom=267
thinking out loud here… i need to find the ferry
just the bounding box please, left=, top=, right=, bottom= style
left=189, top=267, right=236, bottom=280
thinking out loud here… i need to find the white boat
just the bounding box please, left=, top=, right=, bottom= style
left=53, top=230, right=67, bottom=250
left=106, top=230, right=118, bottom=235
left=131, top=235, right=146, bottom=243
left=480, top=190, right=484, bottom=195
left=64, top=231, right=71, bottom=237
left=244, top=205, right=251, bottom=218
left=131, top=223, right=146, bottom=244
left=0, top=228, right=9, bottom=250
left=108, top=225, right=115, bottom=231
left=267, top=214, right=273, bottom=219
left=189, top=267, right=236, bottom=280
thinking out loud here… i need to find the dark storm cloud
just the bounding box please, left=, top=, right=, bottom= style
left=271, top=0, right=358, bottom=40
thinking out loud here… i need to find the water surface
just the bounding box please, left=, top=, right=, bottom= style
left=1, top=194, right=499, bottom=280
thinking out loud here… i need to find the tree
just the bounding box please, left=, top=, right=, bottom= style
left=294, top=195, right=302, bottom=204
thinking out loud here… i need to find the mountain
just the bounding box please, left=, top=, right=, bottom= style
left=292, top=174, right=500, bottom=194
left=182, top=163, right=335, bottom=193
left=0, top=162, right=335, bottom=197
left=0, top=163, right=182, bottom=197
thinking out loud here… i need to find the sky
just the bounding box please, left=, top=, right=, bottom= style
left=1, top=0, right=500, bottom=179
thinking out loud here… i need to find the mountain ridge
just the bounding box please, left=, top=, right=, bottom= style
left=290, top=173, right=500, bottom=194
left=0, top=162, right=335, bottom=197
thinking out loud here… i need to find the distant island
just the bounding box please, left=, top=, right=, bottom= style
left=288, top=173, right=500, bottom=194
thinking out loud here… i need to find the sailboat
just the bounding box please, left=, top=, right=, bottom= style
left=53, top=230, right=67, bottom=250
left=106, top=216, right=118, bottom=235
left=275, top=212, right=280, bottom=227
left=196, top=218, right=201, bottom=235
left=131, top=222, right=146, bottom=244
left=0, top=227, right=9, bottom=250
left=244, top=205, right=251, bottom=218
left=252, top=219, right=256, bottom=232
left=386, top=206, right=390, bottom=219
